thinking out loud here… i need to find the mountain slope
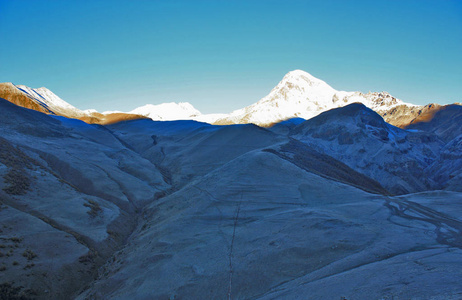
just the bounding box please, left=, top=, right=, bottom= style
left=79, top=149, right=462, bottom=300
left=407, top=105, right=462, bottom=191
left=291, top=103, right=442, bottom=194
left=0, top=98, right=169, bottom=297
left=107, top=120, right=283, bottom=187
left=405, top=104, right=462, bottom=142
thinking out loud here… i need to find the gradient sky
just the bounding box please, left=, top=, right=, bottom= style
left=1, top=0, right=461, bottom=113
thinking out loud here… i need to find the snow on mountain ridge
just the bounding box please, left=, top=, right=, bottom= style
left=16, top=84, right=80, bottom=112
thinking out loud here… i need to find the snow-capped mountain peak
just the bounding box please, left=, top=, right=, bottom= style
left=214, top=69, right=412, bottom=126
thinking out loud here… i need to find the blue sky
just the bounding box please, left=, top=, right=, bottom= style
left=1, top=0, right=461, bottom=113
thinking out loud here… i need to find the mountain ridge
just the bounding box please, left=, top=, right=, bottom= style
left=0, top=82, right=147, bottom=125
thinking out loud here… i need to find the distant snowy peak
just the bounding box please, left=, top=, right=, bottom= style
left=215, top=69, right=413, bottom=126
left=130, top=102, right=201, bottom=121
left=128, top=102, right=227, bottom=123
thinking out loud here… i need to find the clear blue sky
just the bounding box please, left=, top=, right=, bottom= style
left=1, top=0, right=461, bottom=113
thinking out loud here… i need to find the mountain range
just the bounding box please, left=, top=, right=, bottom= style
left=1, top=70, right=460, bottom=128
left=0, top=71, right=461, bottom=299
